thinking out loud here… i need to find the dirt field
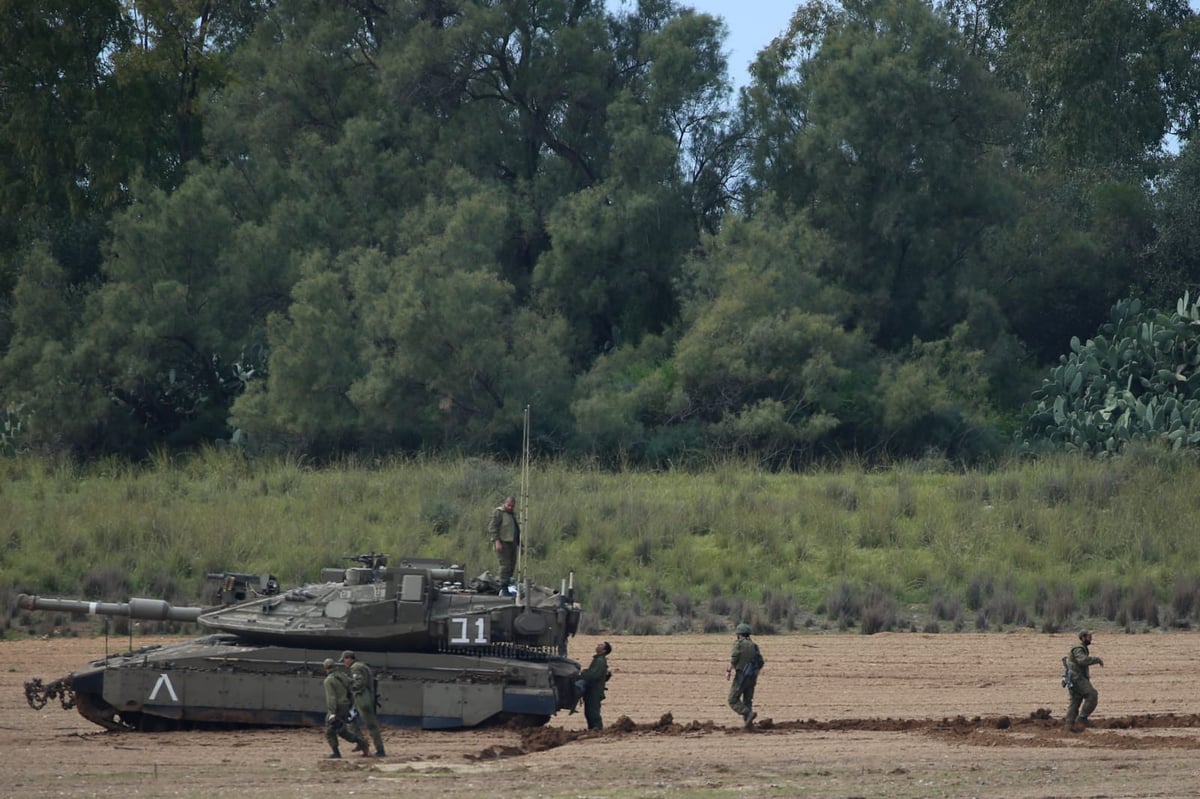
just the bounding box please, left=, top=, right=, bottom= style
left=5, top=630, right=1200, bottom=798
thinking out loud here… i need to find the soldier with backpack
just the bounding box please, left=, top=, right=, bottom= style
left=726, top=623, right=764, bottom=728
left=342, top=650, right=385, bottom=756
left=1064, top=629, right=1104, bottom=731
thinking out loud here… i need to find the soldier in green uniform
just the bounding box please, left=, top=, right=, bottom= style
left=726, top=623, right=761, bottom=728
left=1064, top=629, right=1104, bottom=731
left=322, top=658, right=368, bottom=758
left=579, top=641, right=612, bottom=730
left=488, top=496, right=521, bottom=587
left=342, top=650, right=385, bottom=756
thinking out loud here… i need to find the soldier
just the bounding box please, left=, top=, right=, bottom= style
left=579, top=641, right=612, bottom=730
left=341, top=650, right=385, bottom=756
left=726, top=623, right=762, bottom=728
left=487, top=495, right=521, bottom=587
left=322, top=658, right=368, bottom=759
left=1064, top=629, right=1104, bottom=731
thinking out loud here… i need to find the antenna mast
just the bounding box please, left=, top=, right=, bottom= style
left=518, top=405, right=531, bottom=605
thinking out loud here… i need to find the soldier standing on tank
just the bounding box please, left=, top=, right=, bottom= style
left=322, top=658, right=368, bottom=758
left=342, top=650, right=385, bottom=756
left=726, top=623, right=760, bottom=728
left=488, top=495, right=520, bottom=588
left=579, top=641, right=612, bottom=730
left=1065, top=629, right=1104, bottom=731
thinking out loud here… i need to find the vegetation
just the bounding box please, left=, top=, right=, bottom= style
left=5, top=451, right=1200, bottom=637
left=5, top=3, right=1200, bottom=641
left=2, top=1, right=1200, bottom=466
left=1023, top=294, right=1200, bottom=453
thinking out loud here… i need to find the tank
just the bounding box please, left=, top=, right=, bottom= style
left=19, top=554, right=583, bottom=732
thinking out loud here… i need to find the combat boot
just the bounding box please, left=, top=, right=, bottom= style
left=326, top=750, right=342, bottom=759
left=744, top=710, right=757, bottom=729
left=373, top=748, right=386, bottom=757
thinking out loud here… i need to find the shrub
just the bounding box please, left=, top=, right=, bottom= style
left=930, top=593, right=961, bottom=622
left=1171, top=575, right=1200, bottom=621
left=81, top=565, right=131, bottom=600
left=1034, top=580, right=1074, bottom=628
left=965, top=573, right=993, bottom=611
left=589, top=586, right=620, bottom=621
left=1088, top=579, right=1123, bottom=621
left=859, top=588, right=896, bottom=635
left=824, top=482, right=859, bottom=511
left=763, top=590, right=798, bottom=625
left=701, top=614, right=727, bottom=633
left=1125, top=579, right=1159, bottom=625
left=985, top=590, right=1027, bottom=626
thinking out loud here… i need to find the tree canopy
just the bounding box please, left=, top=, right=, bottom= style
left=2, top=0, right=1199, bottom=464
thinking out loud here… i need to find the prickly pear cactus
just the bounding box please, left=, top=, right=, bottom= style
left=1022, top=293, right=1200, bottom=454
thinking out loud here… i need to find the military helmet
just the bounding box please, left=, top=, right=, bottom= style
left=1078, top=629, right=1091, bottom=641
left=322, top=658, right=336, bottom=669
left=340, top=650, right=356, bottom=661
left=736, top=623, right=752, bottom=635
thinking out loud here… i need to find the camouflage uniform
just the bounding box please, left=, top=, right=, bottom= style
left=580, top=648, right=610, bottom=730
left=323, top=663, right=368, bottom=757
left=488, top=500, right=520, bottom=585
left=728, top=629, right=758, bottom=726
left=345, top=653, right=385, bottom=756
left=1065, top=635, right=1102, bottom=727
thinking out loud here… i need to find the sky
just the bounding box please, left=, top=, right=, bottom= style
left=606, top=0, right=800, bottom=88
left=675, top=0, right=799, bottom=85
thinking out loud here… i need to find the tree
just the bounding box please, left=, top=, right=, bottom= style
left=1003, top=0, right=1199, bottom=172
left=743, top=0, right=1023, bottom=354
left=0, top=0, right=126, bottom=337
left=570, top=209, right=874, bottom=466
left=1145, top=139, right=1200, bottom=305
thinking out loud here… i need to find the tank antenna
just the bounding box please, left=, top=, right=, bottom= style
left=518, top=405, right=531, bottom=606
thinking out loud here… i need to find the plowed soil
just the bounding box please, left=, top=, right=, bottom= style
left=5, top=630, right=1200, bottom=798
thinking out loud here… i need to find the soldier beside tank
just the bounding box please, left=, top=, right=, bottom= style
left=578, top=641, right=612, bottom=730
left=322, top=658, right=369, bottom=758
left=341, top=650, right=385, bottom=756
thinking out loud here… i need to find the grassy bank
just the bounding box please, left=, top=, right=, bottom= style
left=3, top=446, right=1199, bottom=637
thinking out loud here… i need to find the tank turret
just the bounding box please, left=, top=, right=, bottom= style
left=20, top=555, right=583, bottom=732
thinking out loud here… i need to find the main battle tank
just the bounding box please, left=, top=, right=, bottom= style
left=20, top=554, right=582, bottom=732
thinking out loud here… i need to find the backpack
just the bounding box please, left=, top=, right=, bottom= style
left=744, top=643, right=765, bottom=678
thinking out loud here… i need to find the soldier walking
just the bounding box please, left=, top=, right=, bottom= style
left=322, top=658, right=369, bottom=758
left=726, top=623, right=763, bottom=728
left=342, top=650, right=385, bottom=756
left=1064, top=629, right=1104, bottom=731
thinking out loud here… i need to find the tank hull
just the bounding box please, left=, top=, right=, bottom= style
left=58, top=635, right=580, bottom=731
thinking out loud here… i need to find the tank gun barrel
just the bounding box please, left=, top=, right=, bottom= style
left=17, top=594, right=204, bottom=623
